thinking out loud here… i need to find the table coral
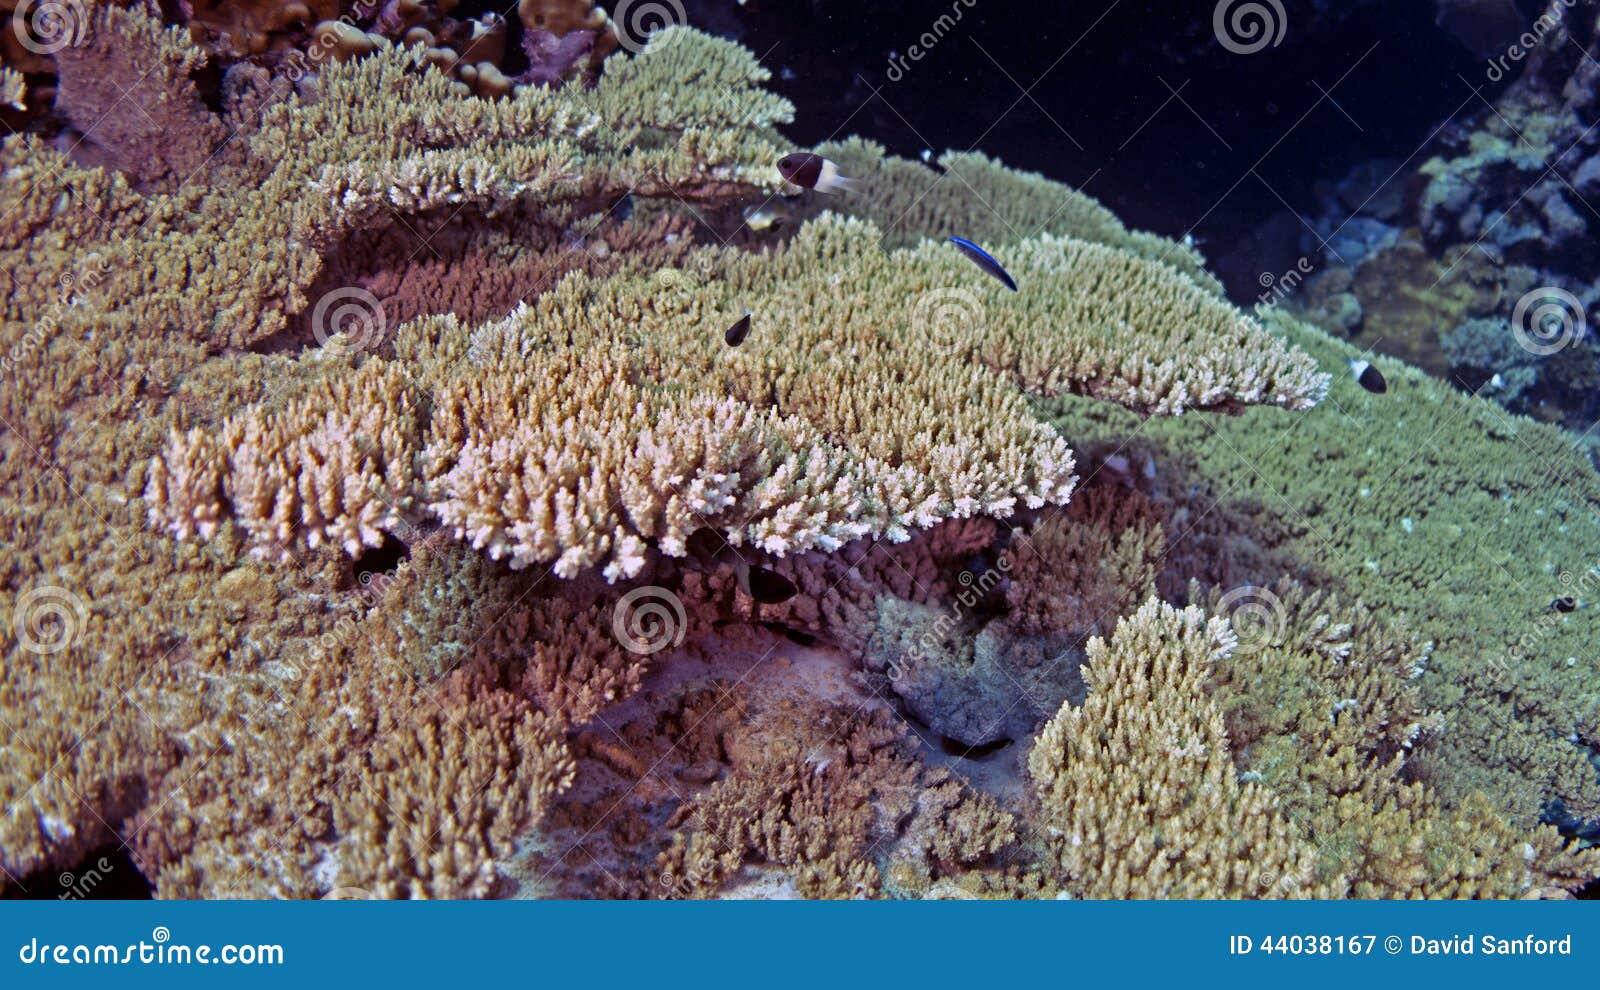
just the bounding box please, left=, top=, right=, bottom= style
left=145, top=213, right=1325, bottom=578
left=809, top=137, right=1217, bottom=288
left=0, top=8, right=782, bottom=897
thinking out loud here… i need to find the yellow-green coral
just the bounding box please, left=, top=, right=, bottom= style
left=1030, top=598, right=1338, bottom=898
left=812, top=137, right=1216, bottom=287
left=1040, top=313, right=1600, bottom=828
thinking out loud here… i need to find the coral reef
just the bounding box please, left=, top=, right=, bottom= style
left=1292, top=1, right=1600, bottom=441
left=145, top=211, right=1322, bottom=578
left=2, top=5, right=1597, bottom=904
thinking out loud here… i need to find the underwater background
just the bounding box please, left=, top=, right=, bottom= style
left=1, top=0, right=1598, bottom=900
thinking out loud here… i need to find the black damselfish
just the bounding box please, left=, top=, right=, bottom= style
left=725, top=312, right=751, bottom=347
left=736, top=560, right=798, bottom=604
left=1349, top=358, right=1387, bottom=394
left=777, top=153, right=858, bottom=193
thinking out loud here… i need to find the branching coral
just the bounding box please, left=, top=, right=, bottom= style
left=0, top=9, right=782, bottom=897
left=1003, top=487, right=1164, bottom=637
left=1028, top=590, right=1596, bottom=898
left=7, top=2, right=1594, bottom=905
left=6, top=9, right=789, bottom=375
left=1029, top=598, right=1337, bottom=898
left=1202, top=581, right=1597, bottom=898
left=658, top=701, right=1012, bottom=899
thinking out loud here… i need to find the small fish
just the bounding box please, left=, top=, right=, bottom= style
left=1551, top=595, right=1577, bottom=613
left=777, top=153, right=859, bottom=194
left=742, top=201, right=791, bottom=233
left=1349, top=358, right=1387, bottom=394
left=919, top=148, right=947, bottom=174
left=725, top=312, right=752, bottom=347
left=735, top=559, right=797, bottom=604
left=948, top=236, right=1018, bottom=292
left=607, top=193, right=634, bottom=222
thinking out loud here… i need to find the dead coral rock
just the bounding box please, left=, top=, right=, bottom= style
left=185, top=0, right=339, bottom=58
left=657, top=699, right=1012, bottom=899
left=865, top=598, right=1084, bottom=748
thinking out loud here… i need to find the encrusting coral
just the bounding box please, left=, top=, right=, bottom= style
left=3, top=4, right=1598, bottom=901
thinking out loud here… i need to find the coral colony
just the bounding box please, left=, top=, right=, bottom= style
left=1, top=2, right=1599, bottom=902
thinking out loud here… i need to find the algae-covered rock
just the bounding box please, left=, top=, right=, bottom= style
left=865, top=599, right=1085, bottom=748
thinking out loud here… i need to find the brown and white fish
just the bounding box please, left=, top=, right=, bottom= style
left=777, top=153, right=859, bottom=194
